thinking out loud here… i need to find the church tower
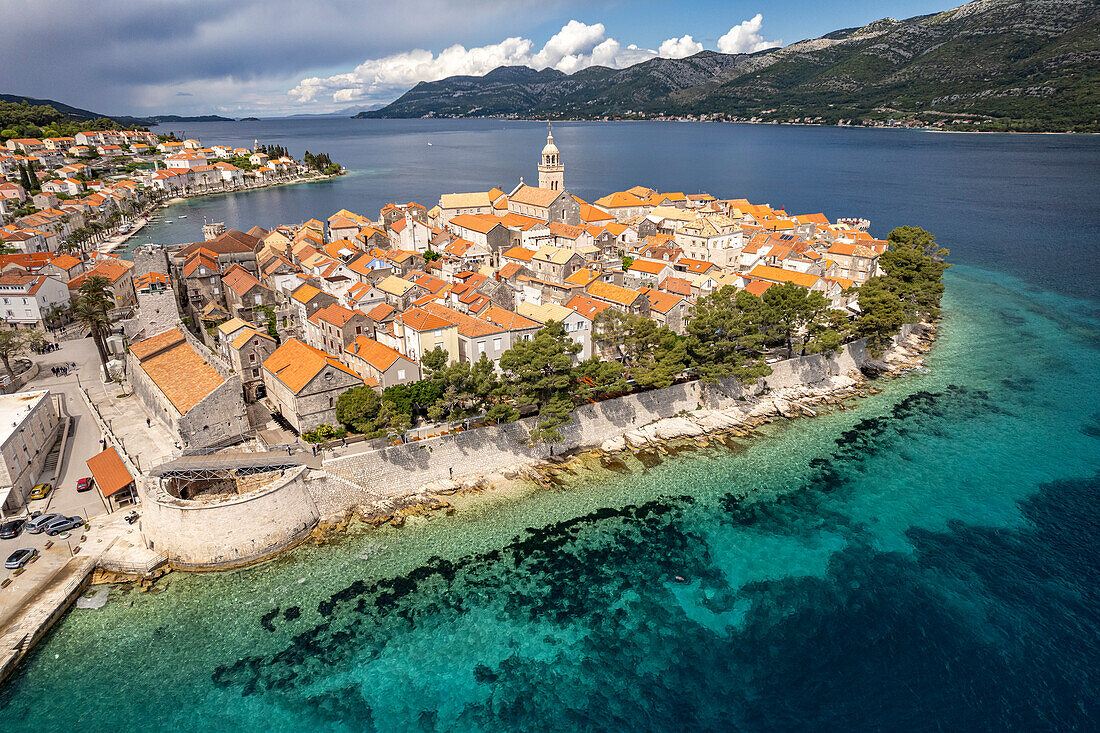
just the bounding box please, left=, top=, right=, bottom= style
left=538, top=123, right=564, bottom=191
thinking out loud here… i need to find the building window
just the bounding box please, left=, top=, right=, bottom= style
left=249, top=353, right=256, bottom=362
left=493, top=338, right=501, bottom=350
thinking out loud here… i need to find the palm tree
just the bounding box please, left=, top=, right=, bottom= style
left=72, top=275, right=113, bottom=371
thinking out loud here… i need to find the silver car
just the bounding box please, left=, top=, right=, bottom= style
left=25, top=513, right=61, bottom=534
left=5, top=548, right=37, bottom=569
left=44, top=516, right=85, bottom=536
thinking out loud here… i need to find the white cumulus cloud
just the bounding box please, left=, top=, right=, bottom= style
left=658, top=34, right=704, bottom=59
left=717, top=14, right=781, bottom=54
left=290, top=20, right=662, bottom=105
left=290, top=15, right=783, bottom=108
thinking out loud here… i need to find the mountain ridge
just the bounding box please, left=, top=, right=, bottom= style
left=357, top=0, right=1099, bottom=131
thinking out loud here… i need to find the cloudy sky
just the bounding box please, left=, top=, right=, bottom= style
left=0, top=0, right=956, bottom=117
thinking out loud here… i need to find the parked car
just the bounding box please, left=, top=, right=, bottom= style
left=76, top=477, right=94, bottom=493
left=28, top=483, right=52, bottom=501
left=0, top=518, right=26, bottom=539
left=5, top=548, right=37, bottom=569
left=44, top=516, right=85, bottom=536
left=25, top=513, right=61, bottom=534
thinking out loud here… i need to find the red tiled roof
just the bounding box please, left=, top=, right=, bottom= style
left=86, top=447, right=134, bottom=499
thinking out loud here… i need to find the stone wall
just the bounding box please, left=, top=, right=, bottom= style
left=176, top=375, right=249, bottom=450
left=130, top=244, right=171, bottom=278
left=312, top=338, right=878, bottom=515
left=126, top=349, right=248, bottom=451
left=138, top=466, right=319, bottom=568
left=123, top=289, right=182, bottom=342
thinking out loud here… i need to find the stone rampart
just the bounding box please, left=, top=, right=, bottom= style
left=313, top=338, right=878, bottom=515
left=138, top=465, right=319, bottom=568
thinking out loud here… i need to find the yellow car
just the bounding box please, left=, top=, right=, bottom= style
left=28, top=483, right=52, bottom=501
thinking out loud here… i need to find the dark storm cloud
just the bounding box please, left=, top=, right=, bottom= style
left=0, top=0, right=559, bottom=113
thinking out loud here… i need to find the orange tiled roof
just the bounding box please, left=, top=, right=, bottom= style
left=748, top=264, right=820, bottom=289
left=628, top=259, right=671, bottom=275
left=398, top=306, right=454, bottom=332
left=587, top=281, right=644, bottom=307
left=479, top=305, right=539, bottom=331
left=345, top=335, right=408, bottom=372
left=263, top=338, right=361, bottom=393
left=509, top=184, right=563, bottom=208
left=130, top=328, right=225, bottom=414
left=744, top=280, right=775, bottom=297
left=566, top=294, right=611, bottom=319
left=366, top=302, right=395, bottom=321
left=308, top=303, right=363, bottom=328
left=86, top=447, right=134, bottom=499
left=421, top=302, right=501, bottom=338
left=637, top=287, right=684, bottom=314
left=502, top=246, right=535, bottom=262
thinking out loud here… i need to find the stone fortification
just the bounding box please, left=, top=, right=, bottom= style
left=138, top=466, right=319, bottom=568
left=312, top=331, right=910, bottom=516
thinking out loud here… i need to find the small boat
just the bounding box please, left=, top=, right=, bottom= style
left=426, top=142, right=433, bottom=146
left=178, top=214, right=188, bottom=218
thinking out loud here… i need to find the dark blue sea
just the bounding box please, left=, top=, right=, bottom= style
left=2, top=120, right=1098, bottom=731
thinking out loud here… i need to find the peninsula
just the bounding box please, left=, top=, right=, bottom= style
left=0, top=125, right=944, bottom=682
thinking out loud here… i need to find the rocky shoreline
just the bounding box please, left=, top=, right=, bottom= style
left=311, top=323, right=938, bottom=537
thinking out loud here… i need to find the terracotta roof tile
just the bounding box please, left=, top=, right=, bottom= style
left=263, top=338, right=361, bottom=393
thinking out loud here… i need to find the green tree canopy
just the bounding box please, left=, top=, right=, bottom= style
left=335, top=386, right=382, bottom=434
left=761, top=283, right=831, bottom=357
left=686, top=286, right=772, bottom=384
left=498, top=321, right=579, bottom=443
left=0, top=330, right=27, bottom=378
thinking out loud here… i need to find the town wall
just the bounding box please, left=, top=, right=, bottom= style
left=312, top=337, right=882, bottom=515
left=138, top=466, right=319, bottom=568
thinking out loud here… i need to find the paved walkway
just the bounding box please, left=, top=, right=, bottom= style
left=22, top=338, right=112, bottom=520
left=0, top=509, right=142, bottom=632
left=84, top=387, right=178, bottom=474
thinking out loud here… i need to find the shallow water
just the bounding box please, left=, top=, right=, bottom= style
left=1, top=263, right=1097, bottom=731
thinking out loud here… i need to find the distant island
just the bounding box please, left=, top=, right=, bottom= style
left=358, top=0, right=1098, bottom=133
left=148, top=114, right=235, bottom=123
left=0, top=95, right=238, bottom=129
left=239, top=117, right=261, bottom=122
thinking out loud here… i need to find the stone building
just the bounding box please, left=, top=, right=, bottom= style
left=125, top=272, right=182, bottom=341
left=67, top=258, right=136, bottom=309
left=130, top=243, right=172, bottom=279
left=342, top=335, right=420, bottom=390
left=303, top=303, right=371, bottom=356
left=226, top=327, right=277, bottom=402
left=507, top=184, right=580, bottom=225
left=262, top=338, right=363, bottom=433
left=128, top=328, right=249, bottom=450
left=222, top=263, right=276, bottom=325
left=288, top=283, right=338, bottom=334
left=0, top=390, right=60, bottom=515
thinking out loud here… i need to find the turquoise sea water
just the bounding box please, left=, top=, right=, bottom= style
left=1, top=263, right=1097, bottom=730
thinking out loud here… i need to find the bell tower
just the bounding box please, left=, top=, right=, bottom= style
left=537, top=123, right=564, bottom=191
